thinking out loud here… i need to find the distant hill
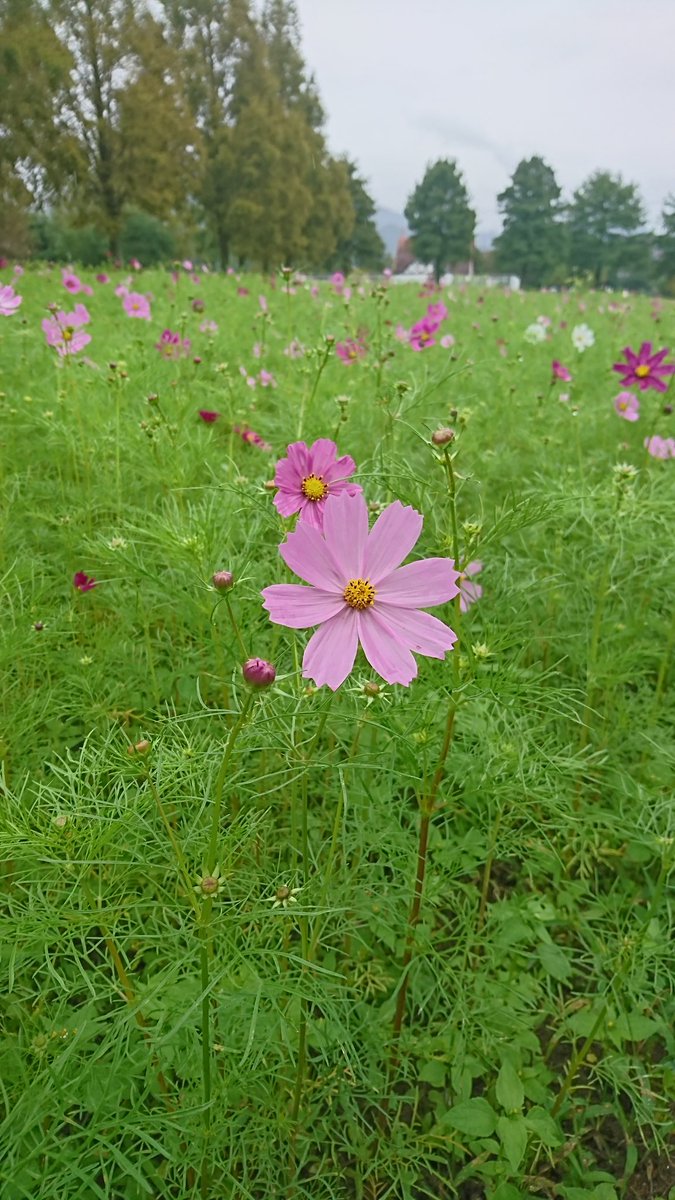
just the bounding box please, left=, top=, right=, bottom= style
left=375, top=207, right=499, bottom=259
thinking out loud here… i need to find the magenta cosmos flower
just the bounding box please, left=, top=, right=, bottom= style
left=0, top=284, right=22, bottom=316
left=612, top=343, right=675, bottom=392
left=73, top=571, right=98, bottom=592
left=262, top=492, right=459, bottom=690
left=198, top=409, right=220, bottom=423
left=614, top=391, right=640, bottom=421
left=458, top=561, right=483, bottom=613
left=273, top=439, right=361, bottom=529
left=552, top=360, right=572, bottom=383
left=335, top=338, right=366, bottom=364
left=409, top=316, right=440, bottom=351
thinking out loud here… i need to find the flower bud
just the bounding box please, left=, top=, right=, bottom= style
left=212, top=570, right=234, bottom=591
left=33, top=621, right=45, bottom=632
left=432, top=427, right=455, bottom=446
left=663, top=403, right=673, bottom=415
left=363, top=681, right=380, bottom=697
left=242, top=658, right=276, bottom=688
left=127, top=738, right=151, bottom=755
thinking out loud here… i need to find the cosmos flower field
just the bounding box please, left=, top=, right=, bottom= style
left=1, top=263, right=674, bottom=1200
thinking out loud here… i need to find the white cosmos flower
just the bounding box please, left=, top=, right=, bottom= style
left=571, top=323, right=595, bottom=352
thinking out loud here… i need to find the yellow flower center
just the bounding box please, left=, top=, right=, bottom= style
left=301, top=473, right=327, bottom=501
left=343, top=578, right=376, bottom=610
left=635, top=364, right=650, bottom=377
left=619, top=401, right=627, bottom=411
left=63, top=327, right=74, bottom=342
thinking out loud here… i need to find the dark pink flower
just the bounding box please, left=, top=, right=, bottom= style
left=198, top=410, right=221, bottom=423
left=273, top=439, right=361, bottom=529
left=552, top=360, right=572, bottom=382
left=233, top=424, right=272, bottom=452
left=409, top=316, right=440, bottom=351
left=335, top=338, right=366, bottom=364
left=73, top=572, right=98, bottom=592
left=458, top=561, right=483, bottom=613
left=96, top=273, right=109, bottom=284
left=156, top=329, right=191, bottom=359
left=612, top=343, right=675, bottom=392
left=242, top=658, right=276, bottom=687
left=613, top=392, right=640, bottom=422
left=262, top=492, right=459, bottom=690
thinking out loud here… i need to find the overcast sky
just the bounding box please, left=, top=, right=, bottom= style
left=293, top=0, right=675, bottom=237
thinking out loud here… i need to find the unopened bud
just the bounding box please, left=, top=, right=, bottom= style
left=147, top=393, right=159, bottom=406
left=363, top=681, right=380, bottom=697
left=33, top=621, right=45, bottom=631
left=212, top=570, right=234, bottom=591
left=242, top=658, right=276, bottom=688
left=663, top=403, right=673, bottom=415
left=127, top=739, right=151, bottom=755
left=200, top=875, right=219, bottom=895
left=432, top=427, right=455, bottom=446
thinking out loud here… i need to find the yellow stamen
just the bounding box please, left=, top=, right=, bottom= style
left=63, top=327, right=74, bottom=342
left=635, top=364, right=650, bottom=378
left=343, top=578, right=376, bottom=610
left=301, top=474, right=327, bottom=501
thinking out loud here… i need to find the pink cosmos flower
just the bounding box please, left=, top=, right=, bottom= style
left=552, top=360, right=572, bottom=383
left=73, top=571, right=98, bottom=592
left=440, top=333, right=455, bottom=349
left=335, top=338, right=366, bottom=364
left=62, top=269, right=83, bottom=293
left=233, top=424, right=272, bottom=452
left=614, top=391, right=640, bottom=421
left=409, top=316, right=440, bottom=351
left=42, top=305, right=92, bottom=356
left=427, top=301, right=448, bottom=323
left=13, top=263, right=23, bottom=276
left=155, top=329, right=191, bottom=359
left=237, top=286, right=249, bottom=297
left=115, top=284, right=129, bottom=298
left=262, top=492, right=459, bottom=690
left=644, top=434, right=674, bottom=459
left=612, top=343, right=675, bottom=392
left=258, top=369, right=276, bottom=388
left=198, top=410, right=220, bottom=423
left=130, top=258, right=142, bottom=271
left=331, top=271, right=345, bottom=294
left=458, top=561, right=483, bottom=613
left=273, top=439, right=361, bottom=529
left=0, top=284, right=22, bottom=316
left=285, top=339, right=305, bottom=359
left=96, top=273, right=109, bottom=284
left=123, top=292, right=151, bottom=319
left=182, top=259, right=193, bottom=271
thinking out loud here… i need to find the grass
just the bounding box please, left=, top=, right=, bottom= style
left=0, top=265, right=673, bottom=1200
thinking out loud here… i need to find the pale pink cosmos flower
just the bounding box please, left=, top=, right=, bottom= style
left=262, top=492, right=460, bottom=690
left=458, top=561, right=483, bottom=613
left=0, top=284, right=22, bottom=316
left=285, top=338, right=305, bottom=358
left=644, top=434, right=674, bottom=459
left=200, top=319, right=218, bottom=334
left=42, top=305, right=92, bottom=356
left=614, top=391, right=640, bottom=422
left=273, top=439, right=361, bottom=530
left=258, top=369, right=276, bottom=388
left=123, top=292, right=151, bottom=319
left=440, top=333, right=455, bottom=349
left=13, top=264, right=24, bottom=276
left=115, top=284, right=129, bottom=298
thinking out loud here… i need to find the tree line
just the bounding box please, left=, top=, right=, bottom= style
left=405, top=157, right=675, bottom=292
left=0, top=0, right=386, bottom=271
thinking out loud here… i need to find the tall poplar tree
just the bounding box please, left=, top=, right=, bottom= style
left=405, top=159, right=475, bottom=281
left=328, top=160, right=385, bottom=273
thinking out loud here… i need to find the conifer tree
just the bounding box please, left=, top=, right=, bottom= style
left=568, top=171, right=651, bottom=288
left=328, top=160, right=385, bottom=273
left=405, top=159, right=475, bottom=282
left=494, top=156, right=565, bottom=287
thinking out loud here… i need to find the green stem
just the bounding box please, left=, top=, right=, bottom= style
left=297, top=341, right=331, bottom=439
left=224, top=594, right=248, bottom=660
left=551, top=1003, right=607, bottom=1118
left=207, top=690, right=254, bottom=872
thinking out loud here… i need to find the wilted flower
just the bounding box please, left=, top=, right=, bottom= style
left=0, top=284, right=22, bottom=316
left=242, top=658, right=276, bottom=687
left=524, top=322, right=547, bottom=345
left=571, top=323, right=595, bottom=352
left=431, top=427, right=455, bottom=446
left=73, top=571, right=98, bottom=592
left=612, top=342, right=675, bottom=392
left=613, top=391, right=640, bottom=421
left=458, top=560, right=483, bottom=613
left=262, top=492, right=459, bottom=691
left=123, top=292, right=151, bottom=319
left=272, top=438, right=361, bottom=530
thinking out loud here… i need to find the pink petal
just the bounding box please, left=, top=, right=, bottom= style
left=279, top=521, right=344, bottom=590
left=357, top=609, right=417, bottom=686
left=297, top=498, right=325, bottom=528
left=326, top=478, right=362, bottom=498
left=274, top=489, right=302, bottom=517
left=261, top=583, right=343, bottom=628
left=285, top=441, right=311, bottom=476
left=363, top=501, right=423, bottom=583
left=375, top=558, right=459, bottom=608
left=302, top=609, right=359, bottom=690
left=322, top=492, right=368, bottom=579
left=323, top=453, right=357, bottom=483
left=274, top=458, right=301, bottom=489
left=307, top=438, right=339, bottom=476
left=376, top=604, right=457, bottom=658
left=464, top=560, right=483, bottom=578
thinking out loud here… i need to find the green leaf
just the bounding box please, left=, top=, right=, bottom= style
left=419, top=1059, right=446, bottom=1088
left=446, top=1097, right=497, bottom=1138
left=537, top=941, right=573, bottom=981
left=614, top=1012, right=663, bottom=1042
left=497, top=1113, right=528, bottom=1171
left=496, top=1061, right=524, bottom=1112
left=524, top=1105, right=563, bottom=1147
left=492, top=1185, right=527, bottom=1200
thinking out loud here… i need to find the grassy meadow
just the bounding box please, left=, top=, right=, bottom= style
left=0, top=264, right=674, bottom=1200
